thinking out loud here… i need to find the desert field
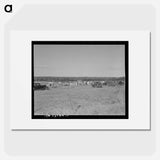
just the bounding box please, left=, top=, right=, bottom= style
left=34, top=85, right=125, bottom=116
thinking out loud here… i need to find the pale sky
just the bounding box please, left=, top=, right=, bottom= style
left=34, top=45, right=125, bottom=77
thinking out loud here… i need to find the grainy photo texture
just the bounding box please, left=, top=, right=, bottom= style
left=32, top=41, right=128, bottom=119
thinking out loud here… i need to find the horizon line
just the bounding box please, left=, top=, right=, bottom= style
left=34, top=76, right=125, bottom=78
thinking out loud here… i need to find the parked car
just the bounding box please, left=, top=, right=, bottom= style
left=34, top=83, right=49, bottom=90
left=118, top=80, right=125, bottom=85
left=91, top=81, right=103, bottom=88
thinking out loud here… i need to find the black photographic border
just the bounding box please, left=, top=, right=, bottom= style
left=31, top=41, right=129, bottom=119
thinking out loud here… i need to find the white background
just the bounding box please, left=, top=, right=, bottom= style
left=10, top=31, right=150, bottom=130
left=1, top=0, right=160, bottom=160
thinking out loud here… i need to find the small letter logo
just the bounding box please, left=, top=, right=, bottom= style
left=4, top=5, right=12, bottom=13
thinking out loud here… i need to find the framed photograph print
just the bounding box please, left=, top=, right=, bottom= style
left=32, top=41, right=128, bottom=119
left=10, top=31, right=150, bottom=130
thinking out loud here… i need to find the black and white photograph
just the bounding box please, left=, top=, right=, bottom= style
left=32, top=41, right=128, bottom=119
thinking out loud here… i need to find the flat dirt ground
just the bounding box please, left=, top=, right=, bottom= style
left=34, top=85, right=125, bottom=116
